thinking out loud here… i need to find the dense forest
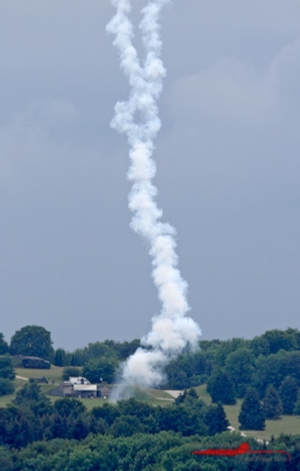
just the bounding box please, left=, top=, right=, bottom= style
left=0, top=326, right=300, bottom=469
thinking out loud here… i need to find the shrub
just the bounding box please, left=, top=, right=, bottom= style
left=0, top=378, right=15, bottom=396
left=62, top=366, right=82, bottom=381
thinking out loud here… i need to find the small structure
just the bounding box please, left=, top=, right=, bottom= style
left=74, top=384, right=97, bottom=398
left=61, top=376, right=102, bottom=398
left=52, top=378, right=111, bottom=399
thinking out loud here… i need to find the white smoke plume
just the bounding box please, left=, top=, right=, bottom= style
left=107, top=0, right=201, bottom=399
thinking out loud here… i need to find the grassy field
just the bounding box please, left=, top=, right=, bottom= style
left=223, top=399, right=300, bottom=441
left=0, top=366, right=64, bottom=407
left=15, top=366, right=63, bottom=383
left=194, top=385, right=300, bottom=441
left=194, top=384, right=212, bottom=405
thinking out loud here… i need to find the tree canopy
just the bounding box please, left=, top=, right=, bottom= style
left=10, top=325, right=54, bottom=361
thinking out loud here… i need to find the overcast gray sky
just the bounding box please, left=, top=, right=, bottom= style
left=1, top=0, right=300, bottom=350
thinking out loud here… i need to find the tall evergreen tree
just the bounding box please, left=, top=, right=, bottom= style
left=205, top=402, right=229, bottom=435
left=53, top=349, right=68, bottom=367
left=279, top=376, right=298, bottom=414
left=239, top=388, right=265, bottom=430
left=263, top=385, right=282, bottom=419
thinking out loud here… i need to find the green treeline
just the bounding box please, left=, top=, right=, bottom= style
left=0, top=428, right=300, bottom=470
left=0, top=381, right=228, bottom=448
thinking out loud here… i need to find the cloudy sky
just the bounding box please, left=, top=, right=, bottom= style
left=1, top=0, right=300, bottom=350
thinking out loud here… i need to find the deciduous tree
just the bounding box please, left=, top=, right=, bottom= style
left=10, top=325, right=54, bottom=361
left=0, top=355, right=15, bottom=380
left=207, top=370, right=236, bottom=405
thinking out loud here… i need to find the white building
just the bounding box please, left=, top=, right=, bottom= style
left=68, top=376, right=90, bottom=385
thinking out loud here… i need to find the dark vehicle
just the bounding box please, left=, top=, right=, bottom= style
left=21, top=356, right=51, bottom=369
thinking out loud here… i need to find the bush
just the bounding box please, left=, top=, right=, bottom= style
left=0, top=378, right=15, bottom=396
left=62, top=366, right=82, bottom=381
left=82, top=358, right=116, bottom=384
left=207, top=370, right=236, bottom=405
left=0, top=355, right=15, bottom=380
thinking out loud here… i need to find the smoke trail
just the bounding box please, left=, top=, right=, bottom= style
left=107, top=0, right=201, bottom=398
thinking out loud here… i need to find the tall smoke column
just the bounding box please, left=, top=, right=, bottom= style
left=107, top=0, right=201, bottom=397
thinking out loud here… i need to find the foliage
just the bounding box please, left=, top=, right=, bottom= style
left=0, top=379, right=15, bottom=396
left=12, top=379, right=53, bottom=416
left=10, top=325, right=54, bottom=361
left=253, top=350, right=300, bottom=397
left=163, top=351, right=211, bottom=389
left=214, top=338, right=249, bottom=368
left=250, top=336, right=270, bottom=357
left=82, top=358, right=116, bottom=383
left=69, top=348, right=88, bottom=366
left=1, top=431, right=299, bottom=471
left=0, top=355, right=15, bottom=380
left=104, top=338, right=140, bottom=360
left=279, top=376, right=298, bottom=414
left=225, top=347, right=255, bottom=397
left=62, top=366, right=82, bottom=381
left=0, top=334, right=9, bottom=355
left=85, top=341, right=118, bottom=360
left=263, top=385, right=282, bottom=419
left=54, top=397, right=86, bottom=417
left=238, top=388, right=265, bottom=430
left=207, top=370, right=236, bottom=405
left=205, top=402, right=229, bottom=435
left=0, top=446, right=13, bottom=471
left=260, top=328, right=300, bottom=354
left=53, top=348, right=68, bottom=367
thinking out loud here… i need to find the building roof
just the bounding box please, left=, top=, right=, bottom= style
left=73, top=384, right=97, bottom=391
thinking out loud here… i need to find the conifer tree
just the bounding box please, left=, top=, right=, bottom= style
left=279, top=376, right=298, bottom=414
left=239, top=388, right=265, bottom=430
left=263, top=385, right=282, bottom=419
left=205, top=402, right=229, bottom=435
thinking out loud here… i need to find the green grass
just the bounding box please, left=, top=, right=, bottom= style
left=15, top=366, right=63, bottom=383
left=192, top=385, right=300, bottom=441
left=0, top=392, right=16, bottom=408
left=193, top=384, right=212, bottom=405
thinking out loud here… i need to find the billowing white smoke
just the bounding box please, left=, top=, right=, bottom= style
left=107, top=0, right=201, bottom=397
